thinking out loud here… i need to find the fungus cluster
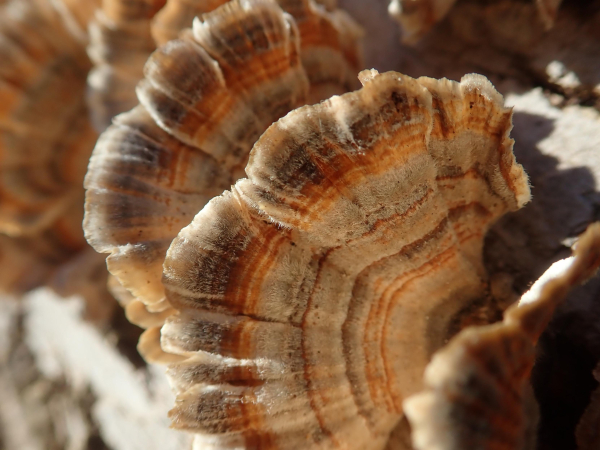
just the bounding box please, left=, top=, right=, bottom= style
left=0, top=0, right=599, bottom=449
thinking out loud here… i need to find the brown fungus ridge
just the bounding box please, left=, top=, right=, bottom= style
left=87, top=0, right=168, bottom=131
left=151, top=0, right=363, bottom=103
left=85, top=0, right=347, bottom=349
left=159, top=69, right=529, bottom=448
left=388, top=0, right=564, bottom=43
left=403, top=223, right=600, bottom=450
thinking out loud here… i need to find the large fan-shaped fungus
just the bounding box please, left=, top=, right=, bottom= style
left=84, top=0, right=363, bottom=338
left=158, top=69, right=530, bottom=448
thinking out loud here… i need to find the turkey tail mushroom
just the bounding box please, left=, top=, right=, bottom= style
left=159, top=70, right=529, bottom=448
left=84, top=0, right=363, bottom=360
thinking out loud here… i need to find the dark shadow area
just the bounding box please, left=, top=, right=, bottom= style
left=482, top=111, right=600, bottom=450
left=351, top=0, right=600, bottom=110
left=107, top=306, right=146, bottom=370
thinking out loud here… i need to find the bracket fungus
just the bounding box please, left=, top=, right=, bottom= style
left=84, top=0, right=363, bottom=344
left=155, top=69, right=532, bottom=448
left=87, top=0, right=363, bottom=130
left=0, top=0, right=107, bottom=301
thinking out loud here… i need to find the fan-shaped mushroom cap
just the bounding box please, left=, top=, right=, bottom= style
left=404, top=222, right=600, bottom=450
left=159, top=70, right=529, bottom=448
left=0, top=0, right=97, bottom=237
left=84, top=0, right=363, bottom=332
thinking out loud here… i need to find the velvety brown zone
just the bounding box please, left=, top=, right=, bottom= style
left=142, top=79, right=234, bottom=146
left=236, top=395, right=276, bottom=449
left=197, top=2, right=289, bottom=69
left=171, top=314, right=264, bottom=360
left=213, top=46, right=299, bottom=100
left=227, top=214, right=293, bottom=320
left=166, top=213, right=284, bottom=315
left=96, top=118, right=225, bottom=195
left=142, top=41, right=236, bottom=139
left=337, top=188, right=437, bottom=426
left=376, top=218, right=455, bottom=411
left=295, top=12, right=342, bottom=52
left=299, top=246, right=341, bottom=446
left=348, top=200, right=491, bottom=412
left=247, top=83, right=426, bottom=215
left=283, top=111, right=428, bottom=225
left=429, top=94, right=456, bottom=139
left=380, top=228, right=488, bottom=411
left=195, top=7, right=300, bottom=95
left=240, top=427, right=276, bottom=450
left=170, top=360, right=265, bottom=388
left=147, top=40, right=225, bottom=102
left=169, top=389, right=247, bottom=433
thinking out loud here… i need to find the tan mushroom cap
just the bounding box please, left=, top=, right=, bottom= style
left=404, top=222, right=600, bottom=450
left=159, top=70, right=529, bottom=448
left=84, top=0, right=363, bottom=334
